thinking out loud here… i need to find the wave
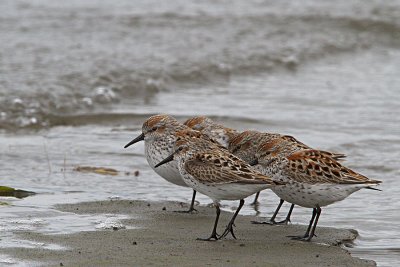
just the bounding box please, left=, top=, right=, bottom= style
left=1, top=1, right=400, bottom=131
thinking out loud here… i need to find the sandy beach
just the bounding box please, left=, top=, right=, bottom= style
left=3, top=200, right=375, bottom=266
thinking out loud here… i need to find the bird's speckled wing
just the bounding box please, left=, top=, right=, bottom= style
left=280, top=135, right=346, bottom=161
left=184, top=151, right=274, bottom=185
left=285, top=149, right=381, bottom=185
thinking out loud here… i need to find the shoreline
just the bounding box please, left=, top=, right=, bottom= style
left=3, top=200, right=376, bottom=266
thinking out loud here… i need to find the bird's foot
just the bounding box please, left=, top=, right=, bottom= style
left=220, top=222, right=237, bottom=239
left=288, top=233, right=315, bottom=242
left=196, top=233, right=220, bottom=241
left=276, top=218, right=291, bottom=225
left=174, top=207, right=198, bottom=214
left=251, top=219, right=276, bottom=225
left=250, top=201, right=259, bottom=206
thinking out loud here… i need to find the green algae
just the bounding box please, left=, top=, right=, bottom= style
left=0, top=186, right=36, bottom=198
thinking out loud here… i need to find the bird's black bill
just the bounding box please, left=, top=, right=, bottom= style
left=124, top=133, right=145, bottom=148
left=249, top=158, right=259, bottom=166
left=366, top=186, right=382, bottom=191
left=154, top=153, right=175, bottom=168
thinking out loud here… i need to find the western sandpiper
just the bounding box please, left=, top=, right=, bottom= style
left=184, top=116, right=238, bottom=148
left=230, top=130, right=346, bottom=224
left=228, top=130, right=282, bottom=206
left=251, top=145, right=381, bottom=241
left=155, top=129, right=284, bottom=241
left=124, top=114, right=198, bottom=213
left=184, top=117, right=268, bottom=208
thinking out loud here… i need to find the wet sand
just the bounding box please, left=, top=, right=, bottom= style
left=3, top=200, right=375, bottom=266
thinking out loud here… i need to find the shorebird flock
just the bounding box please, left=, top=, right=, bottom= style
left=124, top=114, right=381, bottom=241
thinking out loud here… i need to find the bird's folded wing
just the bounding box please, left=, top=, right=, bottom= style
left=286, top=149, right=381, bottom=185
left=184, top=152, right=273, bottom=185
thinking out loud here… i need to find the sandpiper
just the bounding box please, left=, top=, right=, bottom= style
left=251, top=144, right=381, bottom=241
left=124, top=114, right=198, bottom=213
left=155, top=129, right=284, bottom=241
left=184, top=117, right=268, bottom=206
left=229, top=130, right=346, bottom=224
left=183, top=116, right=239, bottom=148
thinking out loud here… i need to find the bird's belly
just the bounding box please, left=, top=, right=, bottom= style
left=145, top=144, right=187, bottom=187
left=272, top=182, right=363, bottom=208
left=182, top=175, right=270, bottom=201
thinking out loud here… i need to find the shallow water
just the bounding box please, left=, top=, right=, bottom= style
left=1, top=0, right=400, bottom=266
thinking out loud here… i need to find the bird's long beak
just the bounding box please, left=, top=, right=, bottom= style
left=249, top=158, right=259, bottom=166
left=154, top=152, right=176, bottom=168
left=124, top=133, right=145, bottom=148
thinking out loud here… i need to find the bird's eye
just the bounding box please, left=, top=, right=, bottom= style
left=151, top=127, right=157, bottom=131
left=178, top=147, right=184, bottom=151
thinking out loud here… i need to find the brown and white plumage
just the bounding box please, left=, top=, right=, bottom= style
left=125, top=114, right=189, bottom=187
left=124, top=114, right=198, bottom=212
left=229, top=130, right=348, bottom=224
left=184, top=116, right=239, bottom=148
left=283, top=149, right=378, bottom=185
left=229, top=130, right=280, bottom=164
left=256, top=136, right=346, bottom=163
left=155, top=129, right=283, bottom=240
left=254, top=142, right=381, bottom=241
left=184, top=151, right=276, bottom=186
left=173, top=130, right=279, bottom=195
left=230, top=130, right=346, bottom=163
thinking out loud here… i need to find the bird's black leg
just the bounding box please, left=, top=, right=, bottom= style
left=301, top=208, right=317, bottom=239
left=220, top=199, right=245, bottom=239
left=303, top=206, right=321, bottom=241
left=186, top=190, right=198, bottom=213
left=197, top=203, right=220, bottom=241
left=175, top=190, right=198, bottom=213
left=288, top=208, right=316, bottom=240
left=277, top=204, right=295, bottom=225
left=252, top=199, right=284, bottom=225
left=250, top=192, right=260, bottom=206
